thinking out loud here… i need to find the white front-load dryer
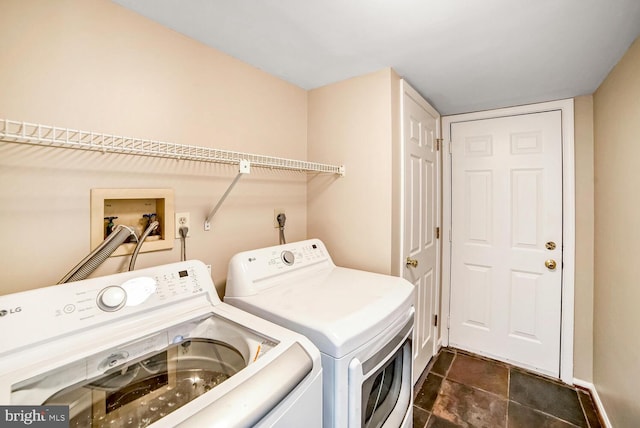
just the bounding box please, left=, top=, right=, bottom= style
left=225, top=239, right=415, bottom=428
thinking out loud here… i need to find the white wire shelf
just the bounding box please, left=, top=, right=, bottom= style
left=0, top=118, right=345, bottom=176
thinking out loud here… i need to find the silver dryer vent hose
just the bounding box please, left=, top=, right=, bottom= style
left=58, top=225, right=136, bottom=284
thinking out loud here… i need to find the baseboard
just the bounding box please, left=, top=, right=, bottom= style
left=573, top=378, right=612, bottom=428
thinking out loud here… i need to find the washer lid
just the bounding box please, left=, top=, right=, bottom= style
left=226, top=266, right=414, bottom=358
left=9, top=311, right=315, bottom=428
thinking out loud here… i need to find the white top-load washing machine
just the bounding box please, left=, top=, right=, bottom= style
left=0, top=260, right=322, bottom=427
left=225, top=239, right=415, bottom=428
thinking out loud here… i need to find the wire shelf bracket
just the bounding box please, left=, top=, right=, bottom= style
left=0, top=118, right=345, bottom=176
left=204, top=159, right=250, bottom=231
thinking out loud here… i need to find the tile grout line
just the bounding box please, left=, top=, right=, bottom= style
left=443, top=376, right=510, bottom=402
left=435, top=349, right=454, bottom=418
left=506, top=367, right=510, bottom=427
left=430, top=349, right=455, bottom=424
left=575, top=389, right=592, bottom=428
left=443, top=348, right=457, bottom=379
left=518, top=403, right=584, bottom=428
left=423, top=411, right=431, bottom=428
left=419, top=348, right=455, bottom=427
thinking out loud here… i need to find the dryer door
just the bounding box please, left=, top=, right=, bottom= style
left=348, top=318, right=413, bottom=428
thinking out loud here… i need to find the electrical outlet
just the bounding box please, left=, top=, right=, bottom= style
left=273, top=209, right=286, bottom=228
left=175, top=212, right=190, bottom=237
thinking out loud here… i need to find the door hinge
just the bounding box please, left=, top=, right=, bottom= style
left=448, top=142, right=452, bottom=154
left=434, top=314, right=438, bottom=327
left=435, top=138, right=443, bottom=151
left=435, top=227, right=440, bottom=239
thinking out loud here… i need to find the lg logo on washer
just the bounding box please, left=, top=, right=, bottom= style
left=0, top=307, right=21, bottom=317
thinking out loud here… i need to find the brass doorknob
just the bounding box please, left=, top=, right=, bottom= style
left=406, top=257, right=418, bottom=268
left=545, top=259, right=557, bottom=270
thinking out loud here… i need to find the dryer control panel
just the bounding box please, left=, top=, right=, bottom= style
left=226, top=238, right=334, bottom=297
left=0, top=261, right=216, bottom=356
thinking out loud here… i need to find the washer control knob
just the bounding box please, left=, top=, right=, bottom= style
left=97, top=286, right=127, bottom=311
left=281, top=250, right=295, bottom=266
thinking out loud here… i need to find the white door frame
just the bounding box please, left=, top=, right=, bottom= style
left=441, top=99, right=575, bottom=384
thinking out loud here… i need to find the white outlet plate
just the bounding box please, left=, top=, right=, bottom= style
left=175, top=212, right=190, bottom=237
left=273, top=209, right=286, bottom=228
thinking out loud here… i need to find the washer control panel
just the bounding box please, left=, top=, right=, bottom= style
left=0, top=261, right=214, bottom=355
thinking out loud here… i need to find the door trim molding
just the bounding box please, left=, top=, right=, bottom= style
left=441, top=99, right=575, bottom=384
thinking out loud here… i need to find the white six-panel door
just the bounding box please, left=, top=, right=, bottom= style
left=449, top=111, right=563, bottom=377
left=401, top=81, right=440, bottom=384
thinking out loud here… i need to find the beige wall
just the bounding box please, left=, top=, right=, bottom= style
left=593, top=37, right=640, bottom=426
left=573, top=95, right=595, bottom=382
left=0, top=0, right=310, bottom=297
left=307, top=69, right=401, bottom=275
left=4, top=8, right=636, bottom=422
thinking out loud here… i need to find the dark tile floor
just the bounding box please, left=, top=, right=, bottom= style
left=413, top=348, right=604, bottom=428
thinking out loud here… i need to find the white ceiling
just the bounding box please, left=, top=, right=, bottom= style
left=112, top=0, right=640, bottom=115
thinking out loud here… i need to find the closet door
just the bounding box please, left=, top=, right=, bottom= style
left=401, top=81, right=441, bottom=384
